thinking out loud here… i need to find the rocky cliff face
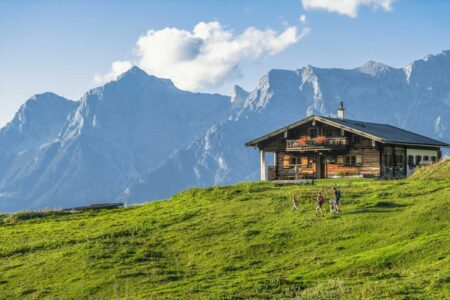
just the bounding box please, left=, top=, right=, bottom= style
left=0, top=93, right=78, bottom=207
left=0, top=67, right=231, bottom=212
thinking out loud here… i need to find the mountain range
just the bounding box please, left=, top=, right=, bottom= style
left=1, top=50, right=450, bottom=212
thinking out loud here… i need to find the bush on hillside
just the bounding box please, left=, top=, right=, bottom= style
left=2, top=209, right=64, bottom=224
left=409, top=158, right=450, bottom=181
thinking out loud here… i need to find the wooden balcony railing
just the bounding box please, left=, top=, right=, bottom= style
left=286, top=137, right=348, bottom=150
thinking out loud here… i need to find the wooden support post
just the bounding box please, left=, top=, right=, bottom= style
left=316, top=154, right=322, bottom=179
left=260, top=149, right=266, bottom=181
left=273, top=152, right=278, bottom=180
left=393, top=144, right=397, bottom=178
left=404, top=147, right=407, bottom=177
left=273, top=152, right=277, bottom=168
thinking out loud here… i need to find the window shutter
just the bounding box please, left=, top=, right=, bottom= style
left=301, top=157, right=308, bottom=167
left=356, top=155, right=363, bottom=166
left=283, top=154, right=290, bottom=168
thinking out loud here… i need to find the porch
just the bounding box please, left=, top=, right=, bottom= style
left=258, top=137, right=349, bottom=181
left=286, top=136, right=348, bottom=151
left=268, top=166, right=316, bottom=180
left=261, top=150, right=337, bottom=181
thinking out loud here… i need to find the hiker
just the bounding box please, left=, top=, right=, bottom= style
left=328, top=198, right=336, bottom=214
left=292, top=194, right=299, bottom=211
left=316, top=192, right=324, bottom=217
left=333, top=186, right=341, bottom=212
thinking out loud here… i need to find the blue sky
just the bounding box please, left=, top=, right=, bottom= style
left=1, top=0, right=450, bottom=126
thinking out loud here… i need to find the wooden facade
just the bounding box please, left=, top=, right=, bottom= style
left=246, top=113, right=448, bottom=180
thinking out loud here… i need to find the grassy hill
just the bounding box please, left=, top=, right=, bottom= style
left=0, top=161, right=449, bottom=299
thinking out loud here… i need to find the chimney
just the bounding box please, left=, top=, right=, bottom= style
left=337, top=101, right=345, bottom=119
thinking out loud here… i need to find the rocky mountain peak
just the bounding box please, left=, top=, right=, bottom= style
left=116, top=66, right=175, bottom=90
left=357, top=60, right=393, bottom=76
left=404, top=49, right=450, bottom=85
left=0, top=93, right=77, bottom=152
left=231, top=85, right=249, bottom=109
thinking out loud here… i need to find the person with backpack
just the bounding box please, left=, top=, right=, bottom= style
left=333, top=186, right=341, bottom=212
left=316, top=191, right=324, bottom=217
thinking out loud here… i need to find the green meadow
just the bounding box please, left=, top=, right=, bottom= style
left=0, top=160, right=449, bottom=299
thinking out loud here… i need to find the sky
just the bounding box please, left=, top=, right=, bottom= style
left=1, top=0, right=450, bottom=127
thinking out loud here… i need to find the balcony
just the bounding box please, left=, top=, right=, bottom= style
left=286, top=136, right=348, bottom=151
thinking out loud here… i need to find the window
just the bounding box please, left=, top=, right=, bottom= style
left=283, top=154, right=290, bottom=168
left=343, top=155, right=362, bottom=166
left=290, top=157, right=300, bottom=165
left=423, top=155, right=429, bottom=161
left=352, top=135, right=361, bottom=143
left=408, top=155, right=414, bottom=166
left=416, top=155, right=422, bottom=165
left=355, top=155, right=363, bottom=166
left=308, top=128, right=318, bottom=138
left=396, top=155, right=404, bottom=165
left=301, top=157, right=309, bottom=167
left=325, top=128, right=333, bottom=137
left=345, top=156, right=351, bottom=166
left=385, top=154, right=393, bottom=166
left=337, top=156, right=344, bottom=166
left=334, top=129, right=340, bottom=137
left=431, top=156, right=437, bottom=163
left=307, top=157, right=313, bottom=168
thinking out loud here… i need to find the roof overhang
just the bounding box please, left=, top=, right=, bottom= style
left=245, top=115, right=450, bottom=148
left=382, top=142, right=449, bottom=148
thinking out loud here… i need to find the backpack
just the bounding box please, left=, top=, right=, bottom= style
left=318, top=195, right=324, bottom=205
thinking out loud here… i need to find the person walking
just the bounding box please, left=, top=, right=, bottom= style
left=328, top=198, right=336, bottom=214
left=333, top=186, right=341, bottom=212
left=316, top=192, right=324, bottom=217
left=292, top=194, right=299, bottom=211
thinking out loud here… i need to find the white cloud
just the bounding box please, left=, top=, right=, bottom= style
left=300, top=14, right=307, bottom=24
left=95, top=21, right=310, bottom=90
left=301, top=0, right=393, bottom=17
left=94, top=61, right=133, bottom=84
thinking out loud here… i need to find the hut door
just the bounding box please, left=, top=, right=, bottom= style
left=316, top=155, right=325, bottom=179
left=316, top=155, right=325, bottom=178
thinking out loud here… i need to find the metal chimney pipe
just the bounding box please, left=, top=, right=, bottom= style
left=337, top=101, right=345, bottom=119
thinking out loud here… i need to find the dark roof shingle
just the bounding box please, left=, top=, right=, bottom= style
left=321, top=117, right=449, bottom=146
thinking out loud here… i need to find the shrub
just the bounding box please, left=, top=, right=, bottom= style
left=3, top=209, right=64, bottom=224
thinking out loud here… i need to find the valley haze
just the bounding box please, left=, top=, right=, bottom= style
left=1, top=50, right=450, bottom=212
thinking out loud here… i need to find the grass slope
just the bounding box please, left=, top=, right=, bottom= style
left=0, top=161, right=449, bottom=299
